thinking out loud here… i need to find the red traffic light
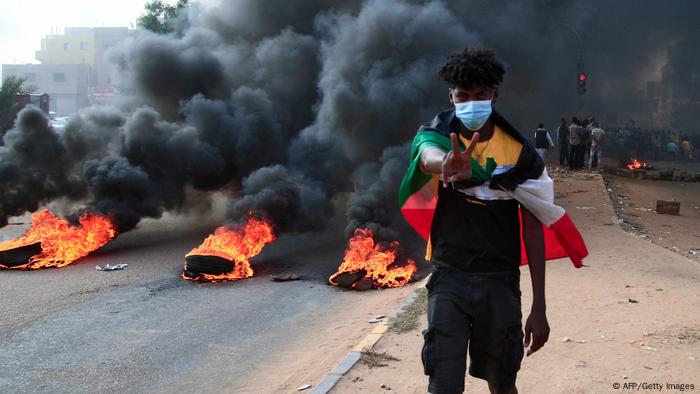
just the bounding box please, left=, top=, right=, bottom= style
left=578, top=73, right=587, bottom=81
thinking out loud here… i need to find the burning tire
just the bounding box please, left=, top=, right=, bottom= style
left=329, top=269, right=368, bottom=288
left=184, top=254, right=235, bottom=276
left=329, top=228, right=418, bottom=290
left=181, top=215, right=276, bottom=282
left=0, top=242, right=42, bottom=268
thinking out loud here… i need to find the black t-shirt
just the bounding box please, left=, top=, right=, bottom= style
left=430, top=187, right=521, bottom=273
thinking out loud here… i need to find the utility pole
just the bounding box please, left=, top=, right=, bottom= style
left=562, top=24, right=585, bottom=113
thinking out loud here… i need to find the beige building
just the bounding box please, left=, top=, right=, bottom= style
left=35, top=28, right=95, bottom=65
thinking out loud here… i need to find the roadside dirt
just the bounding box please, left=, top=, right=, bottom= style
left=603, top=175, right=700, bottom=262
left=332, top=168, right=700, bottom=393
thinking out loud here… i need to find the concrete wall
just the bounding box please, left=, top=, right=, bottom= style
left=93, top=27, right=131, bottom=87
left=2, top=63, right=91, bottom=115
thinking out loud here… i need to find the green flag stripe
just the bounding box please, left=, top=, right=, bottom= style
left=398, top=130, right=497, bottom=207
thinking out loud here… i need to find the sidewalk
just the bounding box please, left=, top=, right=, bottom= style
left=332, top=171, right=700, bottom=393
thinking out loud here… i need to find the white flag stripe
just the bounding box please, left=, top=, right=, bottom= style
left=511, top=168, right=564, bottom=227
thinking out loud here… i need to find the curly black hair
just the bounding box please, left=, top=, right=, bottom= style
left=437, top=47, right=506, bottom=89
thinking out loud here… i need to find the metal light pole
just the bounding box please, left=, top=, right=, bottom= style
left=561, top=24, right=585, bottom=112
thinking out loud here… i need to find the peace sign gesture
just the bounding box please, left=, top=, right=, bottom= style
left=441, top=132, right=480, bottom=187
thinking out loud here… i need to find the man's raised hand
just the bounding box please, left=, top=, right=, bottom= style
left=441, top=132, right=480, bottom=187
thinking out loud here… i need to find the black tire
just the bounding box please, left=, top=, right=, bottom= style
left=184, top=254, right=235, bottom=275
left=330, top=270, right=367, bottom=288
left=0, top=243, right=42, bottom=268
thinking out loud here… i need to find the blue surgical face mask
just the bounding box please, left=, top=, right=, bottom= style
left=454, top=98, right=493, bottom=131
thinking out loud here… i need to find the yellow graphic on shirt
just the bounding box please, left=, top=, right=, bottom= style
left=458, top=126, right=522, bottom=168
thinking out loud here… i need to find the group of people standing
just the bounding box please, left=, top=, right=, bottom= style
left=535, top=117, right=605, bottom=172
left=614, top=124, right=697, bottom=162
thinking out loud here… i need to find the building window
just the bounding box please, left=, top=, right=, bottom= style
left=53, top=73, right=66, bottom=83
left=80, top=42, right=88, bottom=51
left=24, top=73, right=36, bottom=82
left=64, top=42, right=70, bottom=51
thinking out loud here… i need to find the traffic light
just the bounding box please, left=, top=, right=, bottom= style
left=577, top=73, right=587, bottom=95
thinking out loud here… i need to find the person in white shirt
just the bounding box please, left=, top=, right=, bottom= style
left=589, top=122, right=605, bottom=171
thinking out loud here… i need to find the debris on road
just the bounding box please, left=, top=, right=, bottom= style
left=561, top=337, right=587, bottom=344
left=656, top=200, right=680, bottom=215
left=96, top=264, right=128, bottom=271
left=369, top=315, right=387, bottom=323
left=360, top=351, right=399, bottom=368
left=271, top=273, right=301, bottom=281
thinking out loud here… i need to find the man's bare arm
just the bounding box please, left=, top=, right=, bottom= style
left=521, top=207, right=550, bottom=356
left=419, top=133, right=480, bottom=186
left=420, top=147, right=447, bottom=174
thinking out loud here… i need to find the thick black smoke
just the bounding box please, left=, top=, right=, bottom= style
left=1, top=0, right=699, bottom=257
left=343, top=142, right=424, bottom=259
left=447, top=0, right=700, bottom=130
left=227, top=165, right=329, bottom=233
left=244, top=0, right=474, bottom=245
left=0, top=106, right=122, bottom=227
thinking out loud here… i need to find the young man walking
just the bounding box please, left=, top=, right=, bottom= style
left=399, top=47, right=587, bottom=394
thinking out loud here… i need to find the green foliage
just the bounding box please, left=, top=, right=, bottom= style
left=137, top=0, right=189, bottom=34
left=0, top=76, right=35, bottom=132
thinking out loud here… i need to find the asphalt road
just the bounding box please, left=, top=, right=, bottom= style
left=0, top=210, right=418, bottom=393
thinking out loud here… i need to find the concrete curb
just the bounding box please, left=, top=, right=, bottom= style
left=310, top=278, right=428, bottom=394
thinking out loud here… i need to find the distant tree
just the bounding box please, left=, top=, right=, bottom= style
left=137, top=0, right=189, bottom=34
left=0, top=76, right=36, bottom=133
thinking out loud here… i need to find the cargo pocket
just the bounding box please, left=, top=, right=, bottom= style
left=502, top=275, right=521, bottom=301
left=501, top=326, right=524, bottom=375
left=421, top=328, right=435, bottom=375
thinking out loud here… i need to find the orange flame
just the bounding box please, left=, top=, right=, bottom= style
left=0, top=210, right=117, bottom=270
left=627, top=158, right=649, bottom=170
left=182, top=215, right=276, bottom=282
left=329, top=228, right=417, bottom=289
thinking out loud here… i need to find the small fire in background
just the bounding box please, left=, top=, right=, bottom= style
left=182, top=213, right=276, bottom=282
left=0, top=210, right=117, bottom=270
left=329, top=228, right=417, bottom=290
left=627, top=158, right=651, bottom=170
